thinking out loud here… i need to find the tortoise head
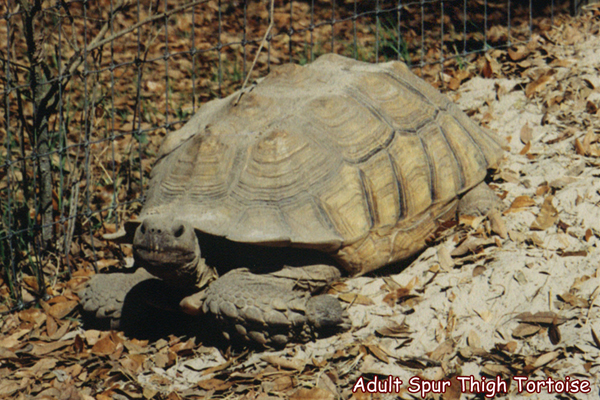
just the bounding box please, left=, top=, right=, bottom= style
left=132, top=215, right=216, bottom=290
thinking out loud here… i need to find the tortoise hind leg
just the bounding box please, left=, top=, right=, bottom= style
left=198, top=264, right=348, bottom=347
left=458, top=182, right=503, bottom=217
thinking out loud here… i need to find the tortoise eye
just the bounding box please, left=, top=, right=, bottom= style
left=174, top=225, right=185, bottom=238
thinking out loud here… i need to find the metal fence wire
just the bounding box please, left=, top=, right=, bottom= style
left=0, top=0, right=583, bottom=307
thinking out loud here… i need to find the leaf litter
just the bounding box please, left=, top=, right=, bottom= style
left=3, top=4, right=600, bottom=400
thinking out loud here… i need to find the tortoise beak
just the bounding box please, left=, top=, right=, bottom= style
left=133, top=216, right=200, bottom=280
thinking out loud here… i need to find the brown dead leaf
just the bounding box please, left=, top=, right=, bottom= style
left=526, top=74, right=554, bottom=98
left=29, top=358, right=58, bottom=375
left=592, top=327, right=600, bottom=349
left=519, top=141, right=531, bottom=155
left=520, top=123, right=533, bottom=144
left=46, top=300, right=78, bottom=320
left=338, top=292, right=374, bottom=306
left=376, top=321, right=411, bottom=338
left=120, top=354, right=146, bottom=374
left=548, top=324, right=561, bottom=345
left=31, top=340, right=72, bottom=356
left=517, top=311, right=566, bottom=325
left=497, top=341, right=518, bottom=353
left=481, top=57, right=493, bottom=78
left=585, top=228, right=593, bottom=242
left=261, top=355, right=305, bottom=371
left=197, top=378, right=233, bottom=391
left=0, top=347, right=17, bottom=359
left=451, top=237, right=495, bottom=257
left=366, top=344, right=390, bottom=363
left=532, top=351, right=559, bottom=368
left=489, top=210, right=507, bottom=239
left=575, top=138, right=586, bottom=155
left=506, top=195, right=536, bottom=213
left=508, top=46, right=531, bottom=61
left=481, top=364, right=511, bottom=376
left=512, top=323, right=542, bottom=338
left=442, top=376, right=462, bottom=400
left=428, top=339, right=455, bottom=362
left=472, top=265, right=486, bottom=277
left=92, top=333, right=118, bottom=356
left=382, top=287, right=419, bottom=307
left=530, top=195, right=558, bottom=230
left=290, top=387, right=334, bottom=400
left=19, top=308, right=46, bottom=327
left=0, top=381, right=19, bottom=397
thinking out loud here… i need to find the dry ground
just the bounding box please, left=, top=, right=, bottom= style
left=2, top=3, right=600, bottom=400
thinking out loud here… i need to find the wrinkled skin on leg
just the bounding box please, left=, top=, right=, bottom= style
left=198, top=264, right=349, bottom=347
left=458, top=182, right=503, bottom=217
left=80, top=268, right=155, bottom=328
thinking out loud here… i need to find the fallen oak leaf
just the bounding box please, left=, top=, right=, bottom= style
left=505, top=195, right=536, bottom=213
left=261, top=355, right=305, bottom=371
left=290, top=387, right=334, bottom=400
left=338, top=292, right=374, bottom=306
left=530, top=195, right=559, bottom=231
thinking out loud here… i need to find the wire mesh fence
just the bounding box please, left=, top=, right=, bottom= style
left=0, top=0, right=578, bottom=308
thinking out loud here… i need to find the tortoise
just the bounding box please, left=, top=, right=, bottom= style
left=81, top=54, right=504, bottom=346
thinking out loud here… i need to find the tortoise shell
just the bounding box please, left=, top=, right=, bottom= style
left=139, top=54, right=503, bottom=275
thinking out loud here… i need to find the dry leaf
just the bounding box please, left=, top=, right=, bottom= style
left=472, top=265, right=486, bottom=277
left=481, top=363, right=511, bottom=376
left=376, top=321, right=410, bottom=338
left=31, top=340, right=71, bottom=356
left=382, top=287, right=419, bottom=307
left=592, top=328, right=600, bottom=349
left=517, top=311, right=566, bottom=325
left=520, top=123, right=533, bottom=143
left=512, top=323, right=542, bottom=338
left=428, top=339, right=455, bottom=362
left=442, top=376, right=462, bottom=400
left=548, top=324, right=561, bottom=345
left=585, top=228, right=593, bottom=242
left=488, top=210, right=507, bottom=239
left=437, top=246, right=454, bottom=271
left=525, top=74, right=553, bottom=98
left=467, top=330, right=481, bottom=348
left=519, top=141, right=531, bottom=155
left=532, top=351, right=559, bottom=368
left=497, top=341, right=518, bottom=353
left=338, top=292, right=374, bottom=306
left=575, top=138, right=586, bottom=155
left=366, top=344, right=390, bottom=363
left=508, top=46, right=530, bottom=61
left=530, top=195, right=559, bottom=230
left=197, top=378, right=233, bottom=391
left=506, top=195, right=536, bottom=212
left=290, top=387, right=334, bottom=400
left=91, top=333, right=117, bottom=356
left=261, top=355, right=305, bottom=371
left=46, top=300, right=78, bottom=320
left=451, top=237, right=494, bottom=256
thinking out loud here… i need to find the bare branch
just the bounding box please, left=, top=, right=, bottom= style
left=235, top=0, right=275, bottom=105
